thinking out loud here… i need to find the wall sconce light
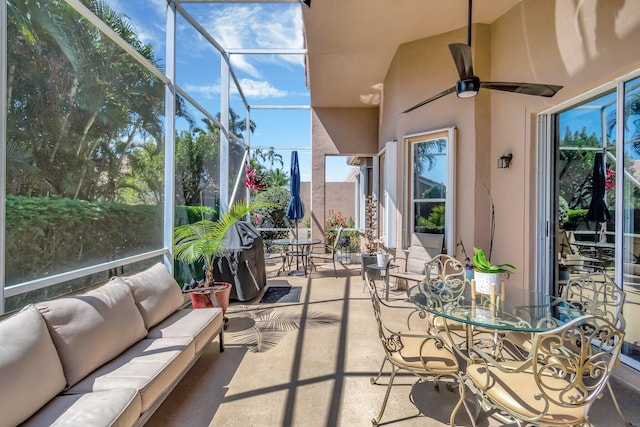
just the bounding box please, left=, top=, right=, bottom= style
left=497, top=153, right=513, bottom=169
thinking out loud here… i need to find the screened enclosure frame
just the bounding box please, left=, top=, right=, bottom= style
left=0, top=0, right=309, bottom=314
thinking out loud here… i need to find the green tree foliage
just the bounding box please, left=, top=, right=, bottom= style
left=251, top=187, right=291, bottom=240
left=121, top=141, right=164, bottom=205
left=178, top=113, right=252, bottom=206
left=413, top=138, right=446, bottom=174
left=248, top=147, right=288, bottom=189
left=6, top=0, right=165, bottom=201
left=417, top=204, right=445, bottom=231
left=559, top=127, right=600, bottom=209
left=175, top=128, right=218, bottom=206
left=264, top=168, right=289, bottom=187
left=5, top=195, right=162, bottom=285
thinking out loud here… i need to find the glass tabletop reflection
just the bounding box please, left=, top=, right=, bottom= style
left=408, top=279, right=582, bottom=332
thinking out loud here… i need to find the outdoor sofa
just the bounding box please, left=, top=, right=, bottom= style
left=0, top=262, right=224, bottom=427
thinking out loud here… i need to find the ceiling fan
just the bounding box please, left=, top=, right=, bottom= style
left=402, top=0, right=562, bottom=114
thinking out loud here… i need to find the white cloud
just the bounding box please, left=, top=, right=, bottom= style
left=238, top=79, right=287, bottom=99
left=198, top=4, right=305, bottom=73
left=184, top=84, right=220, bottom=98
left=185, top=79, right=288, bottom=100
left=230, top=55, right=260, bottom=78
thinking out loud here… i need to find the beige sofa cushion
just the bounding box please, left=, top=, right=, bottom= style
left=0, top=306, right=67, bottom=427
left=120, top=263, right=185, bottom=329
left=67, top=337, right=195, bottom=413
left=147, top=307, right=223, bottom=353
left=22, top=389, right=141, bottom=427
left=37, top=280, right=147, bottom=387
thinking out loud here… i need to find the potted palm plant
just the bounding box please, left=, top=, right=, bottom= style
left=173, top=200, right=269, bottom=313
left=472, top=247, right=517, bottom=295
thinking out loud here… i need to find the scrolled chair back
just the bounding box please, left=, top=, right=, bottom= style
left=467, top=314, right=625, bottom=426
left=531, top=314, right=624, bottom=410
left=563, top=271, right=625, bottom=328
left=418, top=276, right=467, bottom=310
left=424, top=254, right=465, bottom=282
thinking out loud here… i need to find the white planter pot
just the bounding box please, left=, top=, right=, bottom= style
left=376, top=253, right=390, bottom=267
left=473, top=271, right=501, bottom=295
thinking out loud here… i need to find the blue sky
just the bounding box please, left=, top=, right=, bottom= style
left=103, top=0, right=355, bottom=182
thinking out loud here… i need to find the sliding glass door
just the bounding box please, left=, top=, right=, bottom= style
left=548, top=74, right=640, bottom=368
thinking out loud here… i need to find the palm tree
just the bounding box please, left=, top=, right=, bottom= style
left=214, top=108, right=256, bottom=139
left=413, top=138, right=447, bottom=173
left=265, top=168, right=289, bottom=187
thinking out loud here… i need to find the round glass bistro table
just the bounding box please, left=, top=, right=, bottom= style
left=272, top=238, right=321, bottom=276
left=408, top=279, right=582, bottom=355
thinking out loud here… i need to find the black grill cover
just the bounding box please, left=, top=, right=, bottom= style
left=213, top=221, right=266, bottom=301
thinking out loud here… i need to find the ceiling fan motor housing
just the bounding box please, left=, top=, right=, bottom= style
left=456, top=76, right=480, bottom=98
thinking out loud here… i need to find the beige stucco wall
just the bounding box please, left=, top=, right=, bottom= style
left=311, top=108, right=378, bottom=240
left=383, top=25, right=493, bottom=260
left=300, top=181, right=355, bottom=229
left=375, top=0, right=640, bottom=288
left=308, top=0, right=640, bottom=287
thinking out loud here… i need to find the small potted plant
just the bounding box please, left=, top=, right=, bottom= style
left=456, top=240, right=474, bottom=279
left=472, top=247, right=517, bottom=294
left=376, top=247, right=390, bottom=268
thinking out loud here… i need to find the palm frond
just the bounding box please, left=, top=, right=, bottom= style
left=173, top=200, right=273, bottom=268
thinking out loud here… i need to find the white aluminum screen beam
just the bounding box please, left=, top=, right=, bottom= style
left=220, top=61, right=230, bottom=213
left=0, top=0, right=6, bottom=313
left=164, top=1, right=177, bottom=271
left=251, top=105, right=310, bottom=109
left=227, top=48, right=306, bottom=55
left=4, top=250, right=168, bottom=298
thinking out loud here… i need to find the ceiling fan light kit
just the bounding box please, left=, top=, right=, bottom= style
left=402, top=0, right=562, bottom=113
left=456, top=77, right=480, bottom=98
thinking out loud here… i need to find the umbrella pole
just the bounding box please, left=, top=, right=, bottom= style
left=296, top=221, right=300, bottom=270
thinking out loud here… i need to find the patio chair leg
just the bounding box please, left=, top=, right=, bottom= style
left=370, top=357, right=388, bottom=385
left=449, top=373, right=476, bottom=427
left=372, top=365, right=398, bottom=425
left=447, top=375, right=467, bottom=427
left=332, top=258, right=337, bottom=277
left=608, top=382, right=632, bottom=425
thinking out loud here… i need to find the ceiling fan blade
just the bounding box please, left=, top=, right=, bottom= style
left=480, top=81, right=563, bottom=97
left=449, top=43, right=474, bottom=80
left=402, top=87, right=456, bottom=113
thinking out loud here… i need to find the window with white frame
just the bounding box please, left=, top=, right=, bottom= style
left=406, top=128, right=456, bottom=254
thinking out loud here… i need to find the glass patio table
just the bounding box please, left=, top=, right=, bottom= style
left=407, top=280, right=582, bottom=354
left=272, top=238, right=321, bottom=276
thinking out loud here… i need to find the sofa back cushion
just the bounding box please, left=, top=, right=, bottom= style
left=37, top=280, right=147, bottom=387
left=121, top=263, right=185, bottom=329
left=0, top=306, right=67, bottom=426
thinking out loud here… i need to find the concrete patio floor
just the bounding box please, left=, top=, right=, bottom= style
left=149, top=261, right=640, bottom=426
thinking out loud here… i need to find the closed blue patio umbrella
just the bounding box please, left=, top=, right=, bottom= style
left=286, top=151, right=305, bottom=273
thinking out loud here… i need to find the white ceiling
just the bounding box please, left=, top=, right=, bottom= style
left=301, top=0, right=521, bottom=108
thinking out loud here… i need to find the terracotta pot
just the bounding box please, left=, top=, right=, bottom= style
left=189, top=282, right=232, bottom=315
